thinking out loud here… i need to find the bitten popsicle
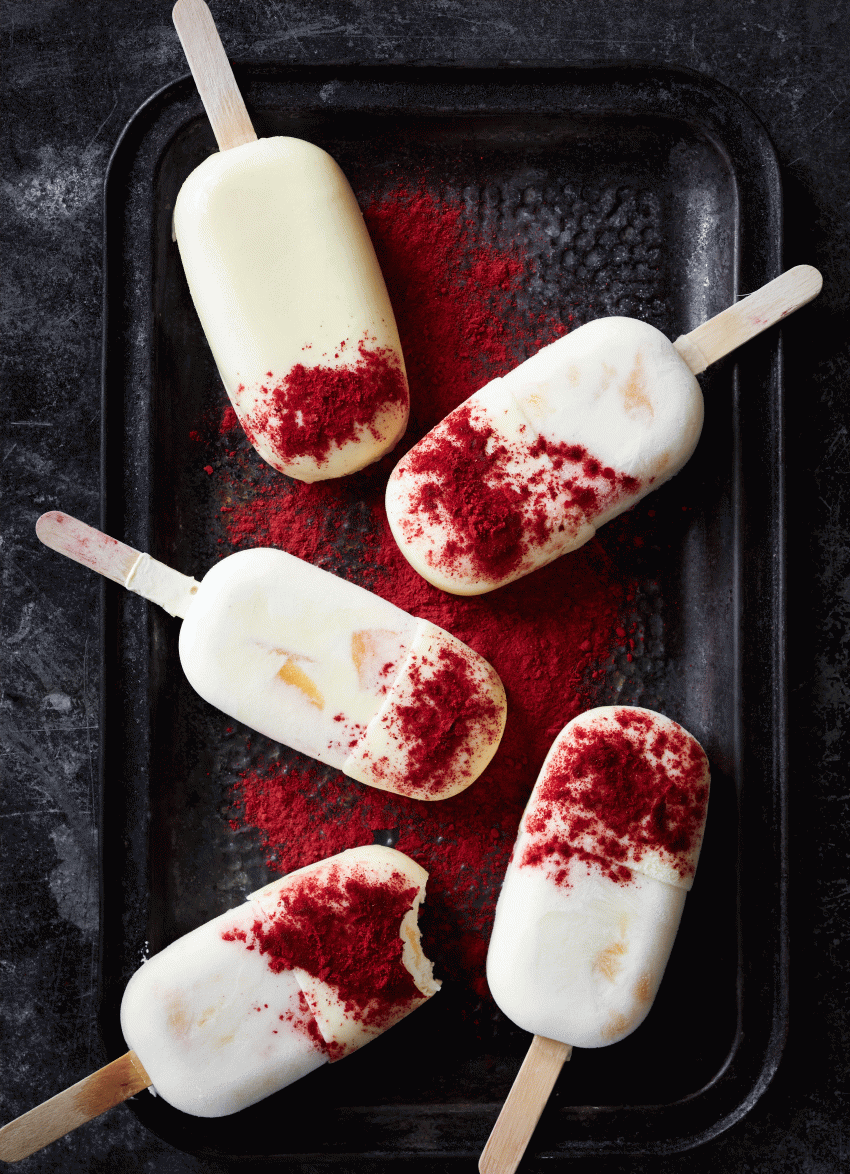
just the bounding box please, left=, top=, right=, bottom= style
left=171, top=0, right=408, bottom=481
left=0, top=846, right=440, bottom=1161
left=387, top=265, right=822, bottom=594
left=36, top=512, right=506, bottom=800
left=480, top=706, right=710, bottom=1174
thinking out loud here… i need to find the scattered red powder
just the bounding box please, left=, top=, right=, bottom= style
left=222, top=862, right=422, bottom=1058
left=522, top=709, right=709, bottom=886
left=538, top=438, right=642, bottom=502
left=395, top=401, right=557, bottom=584
left=364, top=186, right=564, bottom=423
left=196, top=181, right=647, bottom=1001
left=237, top=338, right=408, bottom=467
left=233, top=974, right=327, bottom=1053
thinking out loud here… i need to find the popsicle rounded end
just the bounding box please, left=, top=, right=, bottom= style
left=35, top=510, right=65, bottom=542
left=343, top=624, right=507, bottom=800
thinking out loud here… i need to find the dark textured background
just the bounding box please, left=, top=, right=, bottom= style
left=2, top=2, right=847, bottom=1172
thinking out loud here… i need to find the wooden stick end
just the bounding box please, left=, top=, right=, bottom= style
left=35, top=509, right=67, bottom=542
left=478, top=1036, right=572, bottom=1174
left=0, top=1052, right=150, bottom=1163
left=786, top=263, right=823, bottom=303
left=173, top=0, right=209, bottom=28
left=172, top=0, right=257, bottom=151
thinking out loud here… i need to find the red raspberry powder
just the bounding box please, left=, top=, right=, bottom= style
left=397, top=402, right=644, bottom=585
left=238, top=337, right=407, bottom=467
left=522, top=709, right=709, bottom=886
left=222, top=862, right=421, bottom=1057
left=359, top=644, right=504, bottom=798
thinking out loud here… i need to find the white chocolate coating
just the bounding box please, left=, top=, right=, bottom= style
left=486, top=707, right=709, bottom=1048
left=487, top=855, right=686, bottom=1048
left=502, top=318, right=703, bottom=488
left=121, top=909, right=325, bottom=1117
left=174, top=137, right=408, bottom=481
left=386, top=317, right=703, bottom=594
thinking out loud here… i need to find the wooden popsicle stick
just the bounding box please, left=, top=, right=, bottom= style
left=173, top=0, right=258, bottom=151
left=36, top=510, right=143, bottom=585
left=673, top=264, right=822, bottom=374
left=479, top=1035, right=572, bottom=1174
left=0, top=1051, right=151, bottom=1164
left=36, top=511, right=200, bottom=619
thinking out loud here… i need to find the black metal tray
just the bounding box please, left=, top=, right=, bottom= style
left=100, top=64, right=785, bottom=1162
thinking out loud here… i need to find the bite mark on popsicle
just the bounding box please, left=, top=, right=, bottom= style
left=221, top=858, right=429, bottom=1059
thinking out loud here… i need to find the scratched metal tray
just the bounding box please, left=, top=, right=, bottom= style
left=100, top=65, right=785, bottom=1163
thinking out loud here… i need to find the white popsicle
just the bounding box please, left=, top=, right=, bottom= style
left=36, top=512, right=506, bottom=800
left=387, top=266, right=822, bottom=595
left=172, top=0, right=408, bottom=482
left=0, top=846, right=439, bottom=1160
left=481, top=706, right=710, bottom=1174
left=122, top=846, right=439, bottom=1116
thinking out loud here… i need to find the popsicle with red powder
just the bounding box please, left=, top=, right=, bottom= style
left=36, top=512, right=506, bottom=800
left=0, top=847, right=439, bottom=1160
left=480, top=706, right=710, bottom=1173
left=121, top=846, right=439, bottom=1116
left=387, top=267, right=822, bottom=595
left=171, top=0, right=409, bottom=482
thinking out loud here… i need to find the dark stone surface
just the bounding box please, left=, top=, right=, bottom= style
left=2, top=2, right=847, bottom=1172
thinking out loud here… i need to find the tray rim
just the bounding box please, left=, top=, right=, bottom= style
left=99, top=60, right=786, bottom=1161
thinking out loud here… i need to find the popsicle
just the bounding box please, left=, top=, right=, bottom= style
left=0, top=846, right=440, bottom=1161
left=171, top=0, right=408, bottom=481
left=386, top=265, right=822, bottom=594
left=480, top=706, right=710, bottom=1173
left=35, top=512, right=506, bottom=800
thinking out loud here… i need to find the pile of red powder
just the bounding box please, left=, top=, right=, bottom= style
left=192, top=181, right=645, bottom=1001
